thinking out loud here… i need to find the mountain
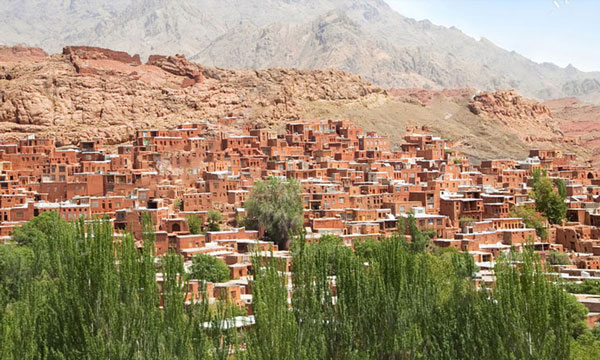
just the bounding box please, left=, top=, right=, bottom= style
left=1, top=0, right=600, bottom=102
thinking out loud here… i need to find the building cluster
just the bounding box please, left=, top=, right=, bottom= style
left=2, top=119, right=600, bottom=318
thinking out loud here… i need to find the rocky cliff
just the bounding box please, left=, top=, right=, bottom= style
left=469, top=90, right=554, bottom=123
left=0, top=46, right=383, bottom=145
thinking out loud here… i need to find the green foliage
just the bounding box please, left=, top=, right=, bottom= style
left=572, top=335, right=600, bottom=360
left=354, top=237, right=379, bottom=260
left=0, top=245, right=34, bottom=299
left=422, top=228, right=438, bottom=240
left=249, top=236, right=578, bottom=359
left=186, top=214, right=202, bottom=235
left=435, top=246, right=478, bottom=279
left=571, top=327, right=600, bottom=359
left=244, top=176, right=304, bottom=250
left=407, top=214, right=430, bottom=252
left=234, top=213, right=246, bottom=228
left=318, top=234, right=343, bottom=245
left=565, top=280, right=600, bottom=295
left=509, top=205, right=549, bottom=239
left=563, top=292, right=589, bottom=339
left=1, top=211, right=597, bottom=359
left=11, top=211, right=63, bottom=246
left=459, top=216, right=476, bottom=229
left=547, top=250, right=571, bottom=266
left=556, top=178, right=568, bottom=200
left=531, top=171, right=567, bottom=224
left=189, top=254, right=230, bottom=283
left=0, top=212, right=234, bottom=359
left=206, top=209, right=223, bottom=232
left=174, top=199, right=183, bottom=211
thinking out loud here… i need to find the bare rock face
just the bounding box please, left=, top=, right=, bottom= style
left=0, top=46, right=384, bottom=145
left=147, top=54, right=204, bottom=88
left=63, top=46, right=141, bottom=65
left=0, top=45, right=47, bottom=62
left=469, top=90, right=553, bottom=123
left=63, top=46, right=142, bottom=75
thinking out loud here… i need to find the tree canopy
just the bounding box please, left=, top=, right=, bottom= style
left=244, top=177, right=303, bottom=250
left=0, top=212, right=597, bottom=359
left=206, top=209, right=223, bottom=232
left=186, top=214, right=202, bottom=235
left=189, top=253, right=230, bottom=283
left=531, top=169, right=567, bottom=225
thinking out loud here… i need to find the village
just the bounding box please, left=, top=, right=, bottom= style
left=1, top=118, right=600, bottom=325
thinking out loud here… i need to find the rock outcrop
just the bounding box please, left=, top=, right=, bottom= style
left=469, top=90, right=553, bottom=123
left=0, top=46, right=383, bottom=145
left=147, top=54, right=204, bottom=88
left=63, top=46, right=142, bottom=74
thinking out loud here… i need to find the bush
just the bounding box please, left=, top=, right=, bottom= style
left=189, top=254, right=230, bottom=283
left=206, top=209, right=223, bottom=232
left=186, top=214, right=202, bottom=235
left=547, top=250, right=570, bottom=266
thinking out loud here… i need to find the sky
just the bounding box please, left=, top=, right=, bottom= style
left=386, top=0, right=600, bottom=72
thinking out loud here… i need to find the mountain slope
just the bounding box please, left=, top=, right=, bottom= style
left=0, top=46, right=593, bottom=164
left=1, top=0, right=600, bottom=102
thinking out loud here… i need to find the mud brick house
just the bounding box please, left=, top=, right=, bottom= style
left=4, top=115, right=600, bottom=312
left=400, top=207, right=448, bottom=238
left=440, top=196, right=484, bottom=227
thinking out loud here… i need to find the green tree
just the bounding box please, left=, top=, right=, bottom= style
left=531, top=170, right=567, bottom=224
left=11, top=211, right=62, bottom=246
left=189, top=254, right=230, bottom=283
left=572, top=332, right=600, bottom=360
left=509, top=205, right=549, bottom=239
left=186, top=214, right=202, bottom=235
left=556, top=178, right=568, bottom=199
left=1, top=211, right=597, bottom=359
left=244, top=177, right=304, bottom=250
left=319, top=234, right=343, bottom=245
left=234, top=213, right=246, bottom=228
left=0, top=213, right=230, bottom=359
left=354, top=237, right=379, bottom=260
left=206, top=209, right=223, bottom=232
left=174, top=199, right=183, bottom=211
left=0, top=245, right=34, bottom=299
left=563, top=292, right=589, bottom=339
left=407, top=213, right=430, bottom=252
